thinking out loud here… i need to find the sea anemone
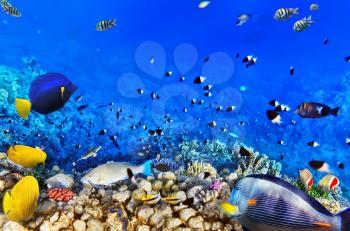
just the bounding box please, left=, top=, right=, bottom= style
left=47, top=188, right=76, bottom=202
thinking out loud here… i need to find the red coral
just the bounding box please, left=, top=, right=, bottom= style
left=47, top=188, right=76, bottom=202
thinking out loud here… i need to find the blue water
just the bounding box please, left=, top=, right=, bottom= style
left=1, top=0, right=350, bottom=191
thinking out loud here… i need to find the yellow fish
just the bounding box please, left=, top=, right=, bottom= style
left=216, top=201, right=241, bottom=216
left=318, top=175, right=339, bottom=193
left=3, top=176, right=39, bottom=222
left=141, top=192, right=161, bottom=205
left=7, top=145, right=46, bottom=168
left=162, top=191, right=187, bottom=205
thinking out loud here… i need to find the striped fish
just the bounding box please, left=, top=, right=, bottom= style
left=274, top=8, right=299, bottom=20
left=299, top=169, right=313, bottom=191
left=294, top=16, right=314, bottom=32
left=217, top=174, right=350, bottom=231
left=96, top=19, right=116, bottom=31
left=318, top=175, right=339, bottom=193
left=141, top=192, right=161, bottom=205
left=3, top=6, right=21, bottom=17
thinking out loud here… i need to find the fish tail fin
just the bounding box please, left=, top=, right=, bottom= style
left=338, top=208, right=350, bottom=230
left=15, top=98, right=31, bottom=119
left=330, top=107, right=340, bottom=116
left=142, top=160, right=153, bottom=176
left=307, top=15, right=315, bottom=24
left=110, top=19, right=117, bottom=26
left=3, top=191, right=14, bottom=217
left=293, top=8, right=299, bottom=15
left=127, top=168, right=137, bottom=185
left=7, top=146, right=18, bottom=163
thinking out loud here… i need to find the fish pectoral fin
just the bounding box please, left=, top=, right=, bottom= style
left=313, top=221, right=332, bottom=228
left=60, top=86, right=65, bottom=101
left=247, top=197, right=257, bottom=206
left=15, top=98, right=32, bottom=119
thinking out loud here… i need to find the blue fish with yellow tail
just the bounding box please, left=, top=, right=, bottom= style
left=15, top=73, right=77, bottom=119
left=217, top=174, right=350, bottom=231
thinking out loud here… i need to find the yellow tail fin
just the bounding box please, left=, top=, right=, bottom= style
left=3, top=191, right=13, bottom=217
left=15, top=98, right=31, bottom=119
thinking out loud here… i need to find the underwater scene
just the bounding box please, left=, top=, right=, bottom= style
left=1, top=0, right=350, bottom=230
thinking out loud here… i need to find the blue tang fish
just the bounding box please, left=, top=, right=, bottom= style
left=217, top=174, right=350, bottom=231
left=15, top=73, right=77, bottom=119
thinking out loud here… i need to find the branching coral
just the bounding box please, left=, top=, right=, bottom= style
left=177, top=160, right=217, bottom=177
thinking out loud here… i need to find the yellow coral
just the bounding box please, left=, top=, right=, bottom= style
left=183, top=161, right=217, bottom=177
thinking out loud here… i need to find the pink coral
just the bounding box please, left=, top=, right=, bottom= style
left=208, top=180, right=222, bottom=190
left=47, top=188, right=76, bottom=202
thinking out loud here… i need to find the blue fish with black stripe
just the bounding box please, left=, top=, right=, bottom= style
left=217, top=174, right=350, bottom=231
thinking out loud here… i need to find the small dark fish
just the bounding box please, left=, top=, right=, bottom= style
left=204, top=92, right=212, bottom=97
left=266, top=110, right=282, bottom=124
left=242, top=55, right=257, bottom=68
left=179, top=76, right=186, bottom=82
left=203, top=56, right=210, bottom=63
left=208, top=121, right=217, bottom=127
left=226, top=106, right=236, bottom=112
left=155, top=128, right=164, bottom=136
left=75, top=144, right=82, bottom=149
left=150, top=92, right=160, bottom=100
left=338, top=162, right=345, bottom=169
left=183, top=107, right=189, bottom=113
left=216, top=106, right=223, bottom=112
left=309, top=160, right=331, bottom=173
left=203, top=85, right=213, bottom=91
left=295, top=102, right=339, bottom=118
left=154, top=164, right=171, bottom=172
left=98, top=102, right=114, bottom=108
left=279, top=153, right=284, bottom=160
left=190, top=99, right=197, bottom=105
left=290, top=66, right=295, bottom=75
left=235, top=53, right=240, bottom=58
left=77, top=105, right=89, bottom=111
left=307, top=141, right=320, bottom=147
left=277, top=140, right=285, bottom=145
left=346, top=138, right=350, bottom=145
left=269, top=100, right=279, bottom=107
left=149, top=130, right=157, bottom=136
left=345, top=56, right=350, bottom=62
left=99, top=129, right=107, bottom=135
left=193, top=76, right=206, bottom=84
left=239, top=146, right=252, bottom=157
left=323, top=38, right=329, bottom=45
left=137, top=89, right=144, bottom=94
left=290, top=120, right=296, bottom=125
left=165, top=71, right=173, bottom=77
left=75, top=95, right=83, bottom=102
left=130, top=125, right=137, bottom=130
left=198, top=100, right=205, bottom=105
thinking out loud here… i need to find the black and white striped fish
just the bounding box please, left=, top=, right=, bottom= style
left=2, top=1, right=21, bottom=17
left=274, top=8, right=299, bottom=20
left=96, top=19, right=116, bottom=31
left=218, top=174, right=350, bottom=231
left=294, top=16, right=314, bottom=32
